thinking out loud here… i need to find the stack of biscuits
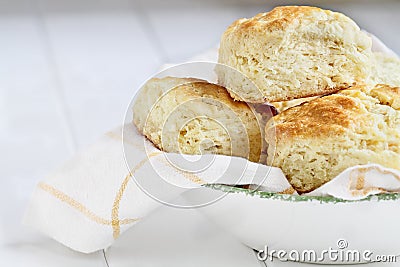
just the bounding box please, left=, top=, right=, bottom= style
left=133, top=6, right=400, bottom=194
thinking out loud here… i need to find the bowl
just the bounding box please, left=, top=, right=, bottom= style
left=183, top=184, right=400, bottom=264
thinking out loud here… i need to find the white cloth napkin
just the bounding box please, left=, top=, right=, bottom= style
left=24, top=124, right=294, bottom=253
left=25, top=32, right=400, bottom=254
left=306, top=164, right=400, bottom=199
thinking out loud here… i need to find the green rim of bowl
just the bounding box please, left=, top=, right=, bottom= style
left=205, top=184, right=400, bottom=203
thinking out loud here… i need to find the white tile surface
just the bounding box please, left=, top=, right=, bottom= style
left=0, top=14, right=74, bottom=244
left=0, top=237, right=105, bottom=267
left=105, top=196, right=261, bottom=267
left=144, top=6, right=245, bottom=62
left=37, top=1, right=162, bottom=147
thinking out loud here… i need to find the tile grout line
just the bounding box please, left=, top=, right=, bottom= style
left=102, top=249, right=110, bottom=267
left=130, top=1, right=170, bottom=63
left=32, top=0, right=79, bottom=153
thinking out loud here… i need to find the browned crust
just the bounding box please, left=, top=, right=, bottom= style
left=174, top=81, right=253, bottom=111
left=266, top=91, right=363, bottom=141
left=225, top=6, right=327, bottom=35
left=266, top=83, right=400, bottom=143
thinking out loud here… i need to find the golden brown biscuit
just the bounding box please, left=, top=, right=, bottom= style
left=217, top=6, right=373, bottom=103
left=133, top=77, right=266, bottom=162
left=265, top=84, right=400, bottom=193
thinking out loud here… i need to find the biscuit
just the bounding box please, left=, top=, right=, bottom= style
left=265, top=84, right=400, bottom=193
left=217, top=6, right=373, bottom=103
left=369, top=52, right=400, bottom=87
left=133, top=77, right=266, bottom=162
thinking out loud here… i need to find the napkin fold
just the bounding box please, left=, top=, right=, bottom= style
left=306, top=164, right=400, bottom=199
